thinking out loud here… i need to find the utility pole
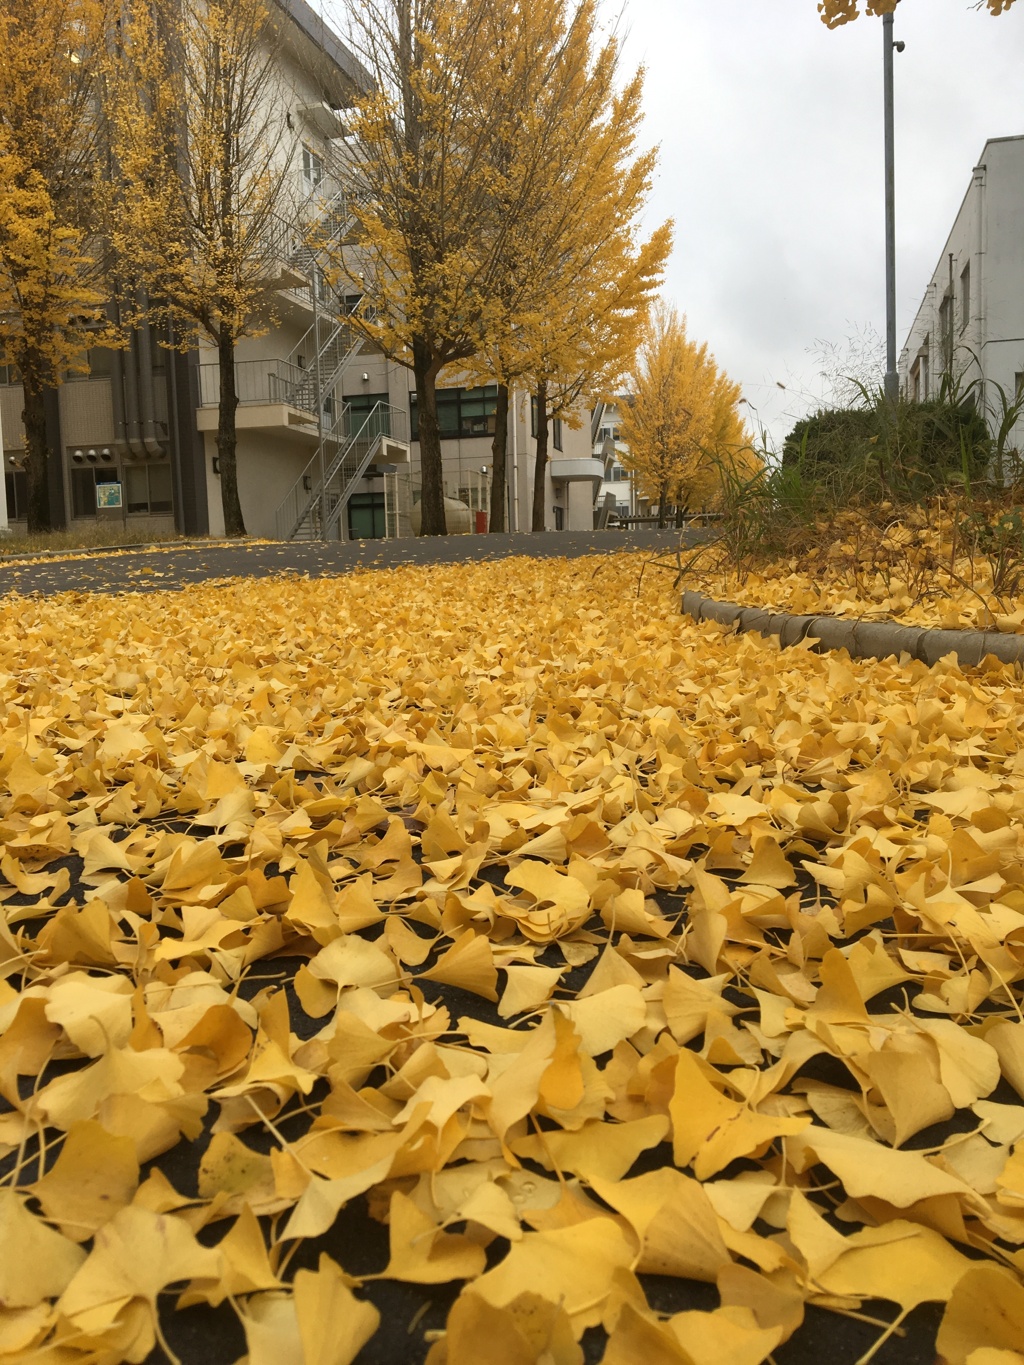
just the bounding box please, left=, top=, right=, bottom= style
left=882, top=8, right=904, bottom=405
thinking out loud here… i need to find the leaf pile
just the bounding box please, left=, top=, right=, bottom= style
left=689, top=498, right=1024, bottom=634
left=1, top=552, right=1024, bottom=1364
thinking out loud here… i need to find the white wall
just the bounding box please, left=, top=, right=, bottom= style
left=899, top=136, right=1024, bottom=441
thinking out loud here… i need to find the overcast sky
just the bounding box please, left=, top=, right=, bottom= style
left=617, top=0, right=1024, bottom=448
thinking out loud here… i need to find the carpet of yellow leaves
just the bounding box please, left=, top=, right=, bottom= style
left=2, top=552, right=1024, bottom=1364
left=689, top=503, right=1024, bottom=634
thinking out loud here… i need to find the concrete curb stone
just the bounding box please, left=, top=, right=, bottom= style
left=681, top=589, right=1024, bottom=668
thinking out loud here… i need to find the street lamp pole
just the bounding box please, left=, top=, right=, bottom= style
left=882, top=9, right=903, bottom=405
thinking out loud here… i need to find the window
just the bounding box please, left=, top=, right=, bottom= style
left=960, top=263, right=971, bottom=332
left=71, top=467, right=101, bottom=518
left=410, top=385, right=498, bottom=441
left=910, top=359, right=921, bottom=404
left=77, top=347, right=113, bottom=379
left=4, top=469, right=27, bottom=519
left=344, top=392, right=390, bottom=439
left=611, top=464, right=626, bottom=482
left=302, top=146, right=323, bottom=189
left=1, top=364, right=21, bottom=385
left=531, top=396, right=561, bottom=446
left=125, top=462, right=173, bottom=514
left=347, top=492, right=386, bottom=539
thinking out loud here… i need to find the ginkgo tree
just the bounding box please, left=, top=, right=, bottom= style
left=455, top=0, right=671, bottom=535
left=110, top=0, right=298, bottom=537
left=619, top=303, right=751, bottom=525
left=454, top=0, right=670, bottom=534
left=330, top=0, right=547, bottom=537
left=0, top=0, right=120, bottom=532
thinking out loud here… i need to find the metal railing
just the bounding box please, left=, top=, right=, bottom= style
left=197, top=358, right=315, bottom=412
left=274, top=402, right=407, bottom=542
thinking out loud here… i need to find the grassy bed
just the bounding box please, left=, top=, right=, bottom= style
left=0, top=524, right=189, bottom=559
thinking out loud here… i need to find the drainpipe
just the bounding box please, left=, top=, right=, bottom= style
left=122, top=326, right=146, bottom=458
left=166, top=320, right=186, bottom=532
left=975, top=163, right=987, bottom=391
left=110, top=343, right=129, bottom=452
left=136, top=310, right=166, bottom=457
left=510, top=386, right=519, bottom=533
left=0, top=394, right=8, bottom=534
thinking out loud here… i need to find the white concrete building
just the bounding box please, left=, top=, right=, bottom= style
left=0, top=0, right=612, bottom=541
left=592, top=399, right=636, bottom=524
left=899, top=135, right=1024, bottom=452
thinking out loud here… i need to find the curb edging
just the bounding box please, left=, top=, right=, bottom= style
left=681, top=590, right=1024, bottom=668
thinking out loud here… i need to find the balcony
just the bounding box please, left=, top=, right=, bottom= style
left=549, top=457, right=607, bottom=489
left=196, top=359, right=320, bottom=439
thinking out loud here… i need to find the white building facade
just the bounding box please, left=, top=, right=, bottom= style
left=0, top=0, right=613, bottom=542
left=899, top=135, right=1024, bottom=446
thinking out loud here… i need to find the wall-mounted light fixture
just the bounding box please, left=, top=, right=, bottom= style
left=72, top=449, right=85, bottom=463
left=361, top=372, right=370, bottom=382
left=86, top=448, right=98, bottom=463
left=100, top=448, right=113, bottom=462
left=212, top=456, right=220, bottom=475
left=302, top=475, right=312, bottom=491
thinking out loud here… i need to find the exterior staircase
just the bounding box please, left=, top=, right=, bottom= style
left=274, top=401, right=408, bottom=542
left=271, top=184, right=380, bottom=538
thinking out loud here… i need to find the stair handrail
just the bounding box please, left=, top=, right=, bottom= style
left=274, top=402, right=404, bottom=542
left=322, top=402, right=405, bottom=539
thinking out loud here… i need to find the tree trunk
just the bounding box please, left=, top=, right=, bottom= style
left=531, top=380, right=549, bottom=532
left=21, top=368, right=52, bottom=534
left=414, top=341, right=446, bottom=535
left=217, top=328, right=246, bottom=536
left=657, top=478, right=669, bottom=529
left=488, top=382, right=510, bottom=533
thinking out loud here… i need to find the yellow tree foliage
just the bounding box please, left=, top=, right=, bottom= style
left=110, top=0, right=297, bottom=537
left=0, top=0, right=119, bottom=532
left=451, top=0, right=671, bottom=533
left=819, top=0, right=1014, bottom=25
left=619, top=303, right=752, bottom=522
left=490, top=12, right=671, bottom=533
left=331, top=0, right=541, bottom=536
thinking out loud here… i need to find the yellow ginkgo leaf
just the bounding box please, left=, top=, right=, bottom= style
left=470, top=1218, right=635, bottom=1332
left=376, top=1191, right=487, bottom=1284
left=670, top=1050, right=809, bottom=1179
left=0, top=1189, right=87, bottom=1308
left=420, top=929, right=499, bottom=1001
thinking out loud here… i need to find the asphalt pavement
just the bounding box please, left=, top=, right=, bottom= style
left=0, top=528, right=694, bottom=597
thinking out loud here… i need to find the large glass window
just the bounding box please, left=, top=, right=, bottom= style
left=4, top=470, right=27, bottom=519
left=125, top=462, right=173, bottom=514
left=410, top=385, right=497, bottom=440
left=344, top=392, right=390, bottom=439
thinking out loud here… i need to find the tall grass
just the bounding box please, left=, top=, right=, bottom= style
left=0, top=525, right=187, bottom=560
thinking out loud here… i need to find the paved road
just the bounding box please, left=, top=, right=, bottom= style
left=0, top=528, right=694, bottom=597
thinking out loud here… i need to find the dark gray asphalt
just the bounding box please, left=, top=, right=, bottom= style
left=0, top=529, right=693, bottom=597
